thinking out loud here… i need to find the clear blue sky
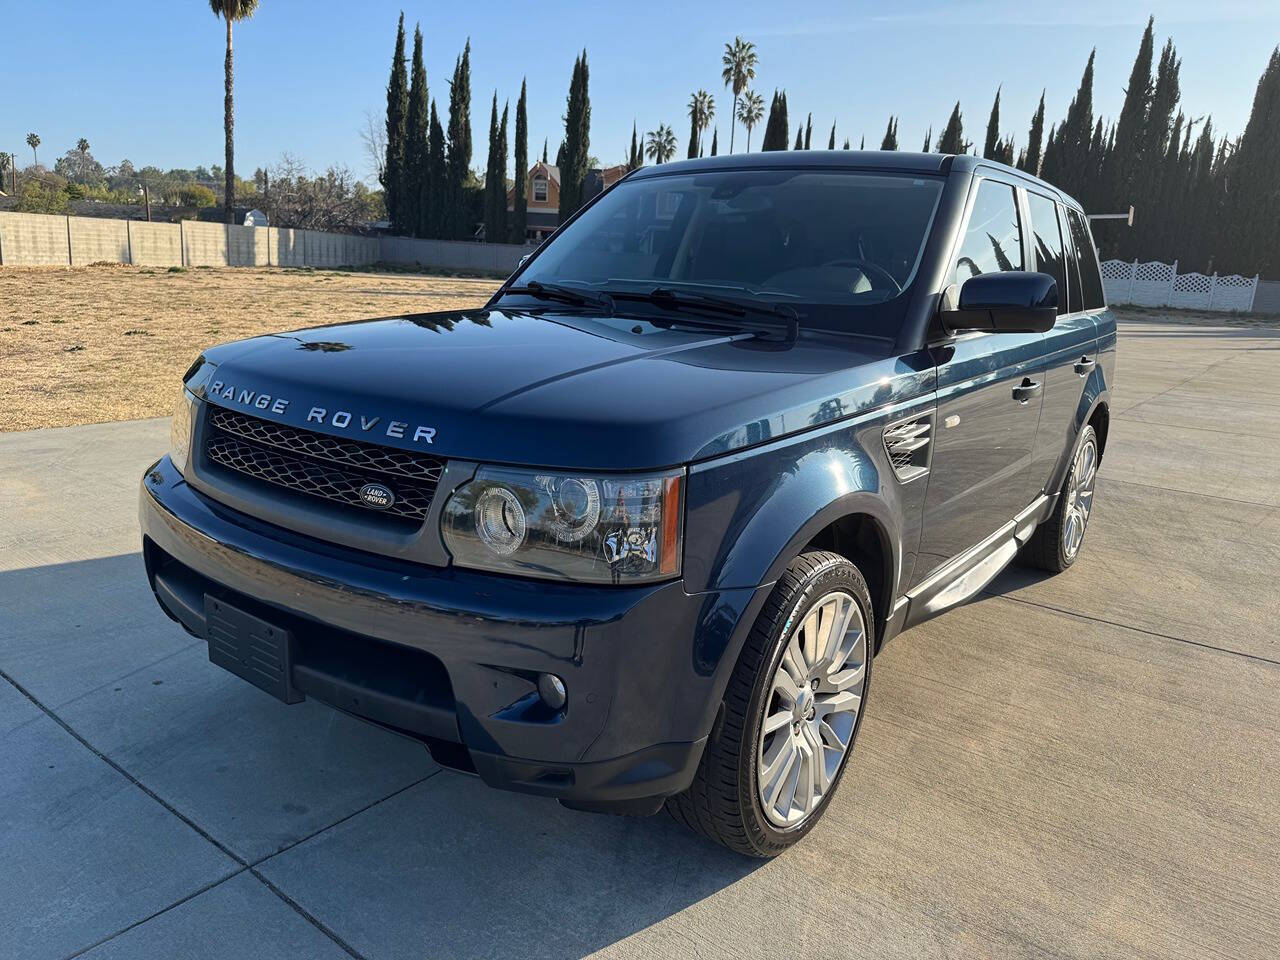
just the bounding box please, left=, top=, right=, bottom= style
left=5, top=0, right=1278, bottom=183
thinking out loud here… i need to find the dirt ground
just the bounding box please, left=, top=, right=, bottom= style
left=2, top=264, right=1276, bottom=432
left=0, top=266, right=499, bottom=431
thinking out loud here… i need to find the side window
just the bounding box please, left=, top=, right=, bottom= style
left=1058, top=204, right=1081, bottom=312
left=1065, top=208, right=1105, bottom=310
left=953, top=180, right=1023, bottom=286
left=1027, top=192, right=1067, bottom=315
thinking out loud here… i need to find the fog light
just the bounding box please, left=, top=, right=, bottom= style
left=537, top=673, right=567, bottom=710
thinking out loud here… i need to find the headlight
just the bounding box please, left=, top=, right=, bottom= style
left=170, top=388, right=197, bottom=474
left=441, top=466, right=684, bottom=583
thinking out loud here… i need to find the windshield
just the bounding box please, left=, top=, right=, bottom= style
left=514, top=168, right=943, bottom=336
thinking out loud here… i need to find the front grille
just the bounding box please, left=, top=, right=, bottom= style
left=204, top=406, right=444, bottom=523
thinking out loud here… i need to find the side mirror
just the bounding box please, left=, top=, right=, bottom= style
left=940, top=271, right=1057, bottom=334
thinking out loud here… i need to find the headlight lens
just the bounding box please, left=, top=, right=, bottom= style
left=170, top=388, right=197, bottom=474
left=441, top=466, right=684, bottom=583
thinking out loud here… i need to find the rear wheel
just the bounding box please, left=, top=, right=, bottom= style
left=666, top=551, right=873, bottom=857
left=1024, top=424, right=1099, bottom=572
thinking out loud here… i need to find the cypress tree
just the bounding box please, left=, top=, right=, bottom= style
left=383, top=13, right=408, bottom=232
left=842, top=138, right=851, bottom=150
left=628, top=121, right=639, bottom=168
left=497, top=102, right=509, bottom=244
left=558, top=51, right=592, bottom=221
left=1040, top=123, right=1059, bottom=184
left=1109, top=17, right=1155, bottom=213
left=1223, top=47, right=1280, bottom=275
left=794, top=129, right=804, bottom=150
left=762, top=90, right=789, bottom=151
left=983, top=87, right=1001, bottom=160
left=403, top=26, right=428, bottom=237
left=710, top=128, right=718, bottom=156
left=426, top=99, right=447, bottom=238
left=1051, top=50, right=1096, bottom=198
left=1021, top=91, right=1045, bottom=175
left=859, top=135, right=865, bottom=149
left=483, top=93, right=500, bottom=241
left=938, top=102, right=966, bottom=153
left=828, top=122, right=836, bottom=150
left=880, top=116, right=898, bottom=150
left=446, top=41, right=473, bottom=239
left=804, top=113, right=813, bottom=150
left=542, top=139, right=548, bottom=164
left=922, top=127, right=931, bottom=152
left=555, top=140, right=566, bottom=167
left=512, top=80, right=528, bottom=243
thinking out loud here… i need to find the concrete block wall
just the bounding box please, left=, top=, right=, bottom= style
left=226, top=224, right=270, bottom=267
left=0, top=212, right=71, bottom=265
left=127, top=221, right=183, bottom=267
left=378, top=235, right=526, bottom=273
left=68, top=216, right=131, bottom=265
left=181, top=220, right=228, bottom=267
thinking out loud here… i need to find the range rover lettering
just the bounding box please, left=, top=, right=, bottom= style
left=140, top=151, right=1114, bottom=856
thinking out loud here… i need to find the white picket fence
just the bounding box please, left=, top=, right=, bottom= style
left=1100, top=259, right=1259, bottom=312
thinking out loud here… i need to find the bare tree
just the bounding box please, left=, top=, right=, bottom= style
left=359, top=109, right=387, bottom=184
left=265, top=154, right=383, bottom=230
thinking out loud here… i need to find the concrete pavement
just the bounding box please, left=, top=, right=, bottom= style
left=2, top=320, right=1278, bottom=959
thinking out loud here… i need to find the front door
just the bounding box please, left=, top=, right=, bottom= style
left=912, top=176, right=1046, bottom=582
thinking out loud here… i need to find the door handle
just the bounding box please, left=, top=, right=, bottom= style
left=1012, top=378, right=1042, bottom=404
left=1074, top=356, right=1096, bottom=377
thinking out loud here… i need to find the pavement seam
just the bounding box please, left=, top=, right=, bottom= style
left=0, top=665, right=249, bottom=867
left=1096, top=476, right=1278, bottom=510
left=59, top=867, right=249, bottom=960
left=1113, top=414, right=1280, bottom=443
left=247, top=869, right=371, bottom=960
left=982, top=592, right=1280, bottom=668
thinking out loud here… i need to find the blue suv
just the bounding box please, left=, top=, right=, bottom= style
left=141, top=151, right=1114, bottom=856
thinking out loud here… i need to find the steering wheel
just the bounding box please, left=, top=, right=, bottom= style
left=820, top=259, right=903, bottom=295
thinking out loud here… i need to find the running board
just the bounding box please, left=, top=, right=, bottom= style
left=894, top=494, right=1052, bottom=632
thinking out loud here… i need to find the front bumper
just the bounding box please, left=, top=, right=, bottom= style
left=139, top=457, right=768, bottom=808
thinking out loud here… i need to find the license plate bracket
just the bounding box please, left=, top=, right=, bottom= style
left=204, top=596, right=303, bottom=704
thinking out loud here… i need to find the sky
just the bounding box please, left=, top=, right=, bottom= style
left=4, top=0, right=1278, bottom=185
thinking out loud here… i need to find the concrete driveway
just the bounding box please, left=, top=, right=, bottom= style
left=2, top=320, right=1278, bottom=959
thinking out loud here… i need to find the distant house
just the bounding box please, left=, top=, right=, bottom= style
left=506, top=161, right=631, bottom=243
left=506, top=160, right=561, bottom=243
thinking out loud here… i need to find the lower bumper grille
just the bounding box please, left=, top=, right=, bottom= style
left=204, top=406, right=442, bottom=523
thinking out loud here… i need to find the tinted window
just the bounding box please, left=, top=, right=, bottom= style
left=1059, top=204, right=1082, bottom=312
left=1027, top=192, right=1067, bottom=315
left=953, top=180, right=1023, bottom=285
left=1066, top=208, right=1105, bottom=309
left=515, top=169, right=944, bottom=336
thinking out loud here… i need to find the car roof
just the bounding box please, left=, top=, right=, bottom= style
left=626, top=150, right=1082, bottom=211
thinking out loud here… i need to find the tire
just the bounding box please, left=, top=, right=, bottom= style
left=666, top=551, right=874, bottom=857
left=1023, top=424, right=1099, bottom=573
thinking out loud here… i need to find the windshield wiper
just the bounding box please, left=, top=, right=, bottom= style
left=500, top=280, right=615, bottom=313
left=612, top=286, right=800, bottom=341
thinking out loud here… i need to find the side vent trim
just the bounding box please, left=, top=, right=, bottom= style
left=883, top=411, right=935, bottom=483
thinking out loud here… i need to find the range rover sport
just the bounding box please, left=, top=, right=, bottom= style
left=140, top=151, right=1115, bottom=856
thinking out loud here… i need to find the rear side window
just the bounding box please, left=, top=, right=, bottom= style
left=1027, top=192, right=1067, bottom=315
left=1065, top=208, right=1105, bottom=310
left=953, top=180, right=1023, bottom=286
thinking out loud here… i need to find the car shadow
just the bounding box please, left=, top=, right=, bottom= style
left=0, top=553, right=763, bottom=957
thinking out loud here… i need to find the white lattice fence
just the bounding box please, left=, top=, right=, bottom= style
left=1100, top=258, right=1258, bottom=311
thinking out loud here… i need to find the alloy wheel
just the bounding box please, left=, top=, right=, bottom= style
left=756, top=591, right=867, bottom=828
left=1063, top=436, right=1098, bottom=560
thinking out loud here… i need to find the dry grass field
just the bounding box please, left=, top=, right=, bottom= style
left=0, top=266, right=499, bottom=431
left=2, top=264, right=1276, bottom=432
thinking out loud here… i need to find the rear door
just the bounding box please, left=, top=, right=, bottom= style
left=1026, top=191, right=1099, bottom=491
left=912, top=176, right=1046, bottom=581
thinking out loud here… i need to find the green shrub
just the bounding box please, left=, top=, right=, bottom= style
left=16, top=181, right=70, bottom=215
left=178, top=184, right=216, bottom=208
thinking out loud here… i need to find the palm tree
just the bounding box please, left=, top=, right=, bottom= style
left=76, top=138, right=91, bottom=155
left=720, top=37, right=758, bottom=154
left=736, top=91, right=765, bottom=151
left=26, top=132, right=40, bottom=167
left=687, top=90, right=715, bottom=158
left=645, top=125, right=678, bottom=164
left=209, top=1, right=260, bottom=224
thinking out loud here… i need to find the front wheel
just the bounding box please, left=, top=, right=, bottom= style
left=666, top=551, right=873, bottom=857
left=1024, top=424, right=1099, bottom=572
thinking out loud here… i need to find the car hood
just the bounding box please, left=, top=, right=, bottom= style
left=193, top=308, right=929, bottom=469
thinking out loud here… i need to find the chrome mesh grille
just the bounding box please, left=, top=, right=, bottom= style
left=208, top=406, right=444, bottom=482
left=204, top=406, right=441, bottom=523
left=882, top=414, right=933, bottom=483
